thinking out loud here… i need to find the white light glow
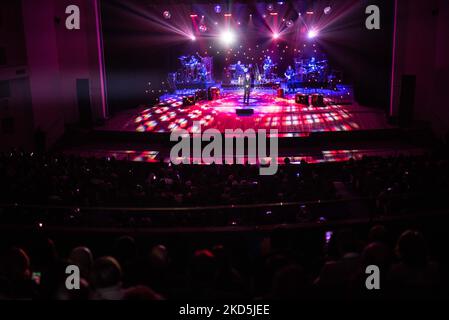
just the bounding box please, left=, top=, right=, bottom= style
left=307, top=29, right=318, bottom=39
left=220, top=30, right=236, bottom=46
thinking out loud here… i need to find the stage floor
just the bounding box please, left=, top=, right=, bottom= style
left=100, top=89, right=391, bottom=135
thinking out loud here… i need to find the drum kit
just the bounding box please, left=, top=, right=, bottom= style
left=228, top=63, right=254, bottom=85
left=177, top=55, right=210, bottom=83
left=295, top=57, right=329, bottom=83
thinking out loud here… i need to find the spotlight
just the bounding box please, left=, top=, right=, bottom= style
left=214, top=5, right=222, bottom=14
left=267, top=3, right=274, bottom=11
left=163, top=11, right=171, bottom=19
left=307, top=29, right=318, bottom=39
left=190, top=35, right=196, bottom=41
left=286, top=20, right=294, bottom=28
left=324, top=6, right=332, bottom=15
left=220, top=30, right=236, bottom=46
left=272, top=33, right=280, bottom=40
left=199, top=24, right=207, bottom=33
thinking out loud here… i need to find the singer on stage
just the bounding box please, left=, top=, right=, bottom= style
left=243, top=72, right=251, bottom=105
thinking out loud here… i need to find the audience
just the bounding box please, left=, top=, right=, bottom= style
left=0, top=225, right=446, bottom=300
left=69, top=247, right=94, bottom=280
left=388, top=230, right=443, bottom=298
left=0, top=247, right=36, bottom=300
left=90, top=256, right=124, bottom=300
left=0, top=151, right=339, bottom=207
left=0, top=151, right=448, bottom=300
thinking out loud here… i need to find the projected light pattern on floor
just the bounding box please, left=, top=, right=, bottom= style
left=134, top=92, right=355, bottom=134
left=106, top=90, right=388, bottom=135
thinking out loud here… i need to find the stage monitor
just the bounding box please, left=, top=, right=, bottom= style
left=311, top=94, right=325, bottom=107
left=182, top=96, right=195, bottom=107
left=236, top=108, right=254, bottom=116
left=295, top=94, right=309, bottom=105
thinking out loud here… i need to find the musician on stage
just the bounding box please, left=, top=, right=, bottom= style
left=264, top=56, right=273, bottom=67
left=198, top=63, right=207, bottom=82
left=185, top=55, right=199, bottom=82
left=233, top=60, right=245, bottom=85
left=248, top=64, right=254, bottom=78
left=284, top=65, right=295, bottom=93
left=243, top=72, right=252, bottom=105
left=308, top=57, right=317, bottom=72
left=235, top=61, right=244, bottom=77
left=263, top=56, right=274, bottom=79
left=189, top=55, right=199, bottom=66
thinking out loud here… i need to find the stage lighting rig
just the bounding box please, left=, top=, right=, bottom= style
left=307, top=29, right=318, bottom=39
left=220, top=30, right=236, bottom=46
left=163, top=11, right=171, bottom=19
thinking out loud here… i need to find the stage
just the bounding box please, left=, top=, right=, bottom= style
left=67, top=87, right=435, bottom=165
left=100, top=88, right=392, bottom=136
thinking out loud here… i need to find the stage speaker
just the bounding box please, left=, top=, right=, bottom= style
left=398, top=75, right=416, bottom=126
left=277, top=88, right=284, bottom=98
left=311, top=94, right=324, bottom=106
left=236, top=108, right=254, bottom=116
left=295, top=93, right=309, bottom=105
left=208, top=87, right=220, bottom=100
left=182, top=95, right=196, bottom=107
left=76, top=79, right=93, bottom=127
left=195, top=89, right=207, bottom=101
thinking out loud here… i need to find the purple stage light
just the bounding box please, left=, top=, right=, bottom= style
left=214, top=5, right=222, bottom=14
left=163, top=11, right=171, bottom=19
left=307, top=29, right=318, bottom=39
left=272, top=33, right=280, bottom=40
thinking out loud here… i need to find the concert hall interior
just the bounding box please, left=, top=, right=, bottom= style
left=1, top=0, right=449, bottom=303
